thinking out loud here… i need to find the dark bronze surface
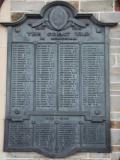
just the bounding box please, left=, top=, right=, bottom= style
left=2, top=1, right=117, bottom=158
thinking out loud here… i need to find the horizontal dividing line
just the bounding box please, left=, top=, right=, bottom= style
left=110, top=93, right=120, bottom=97
left=110, top=94, right=120, bottom=96
left=111, top=128, right=120, bottom=130
left=111, top=116, right=120, bottom=117
left=0, top=159, right=111, bottom=160
left=110, top=46, right=120, bottom=48
left=110, top=38, right=120, bottom=40
left=26, top=111, right=89, bottom=116
left=110, top=113, right=120, bottom=115
left=110, top=53, right=120, bottom=55
left=111, top=111, right=120, bottom=113
left=110, top=89, right=120, bottom=91
left=11, top=10, right=115, bottom=15
left=64, top=159, right=110, bottom=160
left=110, top=112, right=120, bottom=113
left=80, top=0, right=110, bottom=2
left=3, top=159, right=35, bottom=160
left=109, top=66, right=119, bottom=68
left=110, top=82, right=120, bottom=84
left=110, top=95, right=120, bottom=96
left=79, top=11, right=117, bottom=13
left=11, top=11, right=32, bottom=13
left=111, top=119, right=120, bottom=121
left=0, top=159, right=34, bottom=160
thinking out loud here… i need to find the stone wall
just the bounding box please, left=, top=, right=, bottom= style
left=0, top=0, right=120, bottom=160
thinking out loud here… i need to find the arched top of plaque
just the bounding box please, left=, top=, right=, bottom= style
left=1, top=1, right=117, bottom=28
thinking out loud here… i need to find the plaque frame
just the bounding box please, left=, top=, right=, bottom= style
left=1, top=1, right=117, bottom=158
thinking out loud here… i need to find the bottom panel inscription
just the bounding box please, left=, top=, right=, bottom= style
left=5, top=117, right=109, bottom=157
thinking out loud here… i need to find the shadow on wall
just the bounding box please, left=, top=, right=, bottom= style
left=115, top=0, right=120, bottom=11
left=0, top=0, right=5, bottom=8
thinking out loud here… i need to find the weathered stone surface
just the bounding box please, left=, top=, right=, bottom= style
left=110, top=112, right=120, bottom=121
left=110, top=47, right=120, bottom=54
left=0, top=95, right=6, bottom=120
left=111, top=83, right=120, bottom=91
left=110, top=24, right=120, bottom=32
left=111, top=90, right=120, bottom=95
left=3, top=152, right=46, bottom=159
left=100, top=12, right=120, bottom=23
left=112, top=146, right=120, bottom=152
left=110, top=55, right=116, bottom=66
left=1, top=152, right=88, bottom=159
left=111, top=95, right=120, bottom=111
left=0, top=25, right=7, bottom=47
left=68, top=1, right=79, bottom=11
left=0, top=120, right=4, bottom=152
left=110, top=67, right=120, bottom=82
left=110, top=39, right=120, bottom=46
left=11, top=1, right=45, bottom=13
left=0, top=0, right=11, bottom=22
left=111, top=129, right=120, bottom=145
left=88, top=153, right=110, bottom=158
left=0, top=158, right=111, bottom=160
left=0, top=47, right=7, bottom=96
left=116, top=55, right=120, bottom=66
left=71, top=159, right=109, bottom=160
left=110, top=32, right=120, bottom=38
left=26, top=0, right=44, bottom=1
left=66, top=153, right=89, bottom=159
left=47, top=0, right=79, bottom=11
left=111, top=151, right=120, bottom=160
left=11, top=12, right=24, bottom=22
left=80, top=0, right=113, bottom=12
left=111, top=121, right=120, bottom=128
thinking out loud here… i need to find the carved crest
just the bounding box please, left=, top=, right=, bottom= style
left=49, top=6, right=68, bottom=30
left=28, top=2, right=87, bottom=31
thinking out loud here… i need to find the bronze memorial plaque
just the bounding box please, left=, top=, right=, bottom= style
left=2, top=1, right=116, bottom=158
